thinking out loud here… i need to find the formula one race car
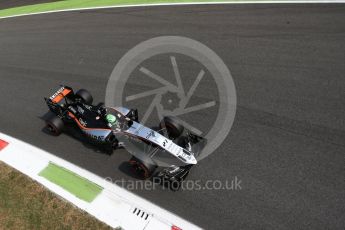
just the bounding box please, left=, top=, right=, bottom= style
left=44, top=86, right=206, bottom=189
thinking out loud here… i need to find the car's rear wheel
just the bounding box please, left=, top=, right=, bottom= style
left=46, top=116, right=64, bottom=136
left=159, top=116, right=184, bottom=139
left=129, top=156, right=156, bottom=179
left=75, top=89, right=93, bottom=104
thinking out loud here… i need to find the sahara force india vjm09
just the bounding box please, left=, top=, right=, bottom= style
left=44, top=86, right=206, bottom=190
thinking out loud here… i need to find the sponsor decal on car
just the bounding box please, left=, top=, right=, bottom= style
left=85, top=132, right=106, bottom=141
left=77, top=106, right=85, bottom=114
left=79, top=118, right=87, bottom=127
left=50, top=87, right=71, bottom=103
left=50, top=86, right=65, bottom=100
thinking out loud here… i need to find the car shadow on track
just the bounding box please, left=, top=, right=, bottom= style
left=118, top=161, right=146, bottom=180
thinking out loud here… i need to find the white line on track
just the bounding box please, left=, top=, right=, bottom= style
left=0, top=0, right=344, bottom=20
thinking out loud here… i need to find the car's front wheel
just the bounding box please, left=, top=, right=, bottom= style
left=129, top=156, right=156, bottom=179
left=159, top=116, right=184, bottom=139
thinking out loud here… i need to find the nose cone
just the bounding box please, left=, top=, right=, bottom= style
left=186, top=155, right=197, bottom=165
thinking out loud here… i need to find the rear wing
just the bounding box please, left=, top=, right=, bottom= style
left=44, top=85, right=74, bottom=104
left=44, top=85, right=75, bottom=116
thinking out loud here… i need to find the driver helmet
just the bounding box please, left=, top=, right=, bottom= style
left=106, top=114, right=117, bottom=126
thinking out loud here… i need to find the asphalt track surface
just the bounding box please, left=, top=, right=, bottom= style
left=0, top=4, right=344, bottom=230
left=0, top=0, right=57, bottom=10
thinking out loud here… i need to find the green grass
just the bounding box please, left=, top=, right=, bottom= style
left=0, top=0, right=247, bottom=18
left=39, top=162, right=103, bottom=203
left=0, top=162, right=112, bottom=230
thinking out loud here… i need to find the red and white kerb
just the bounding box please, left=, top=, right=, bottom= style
left=0, top=139, right=9, bottom=151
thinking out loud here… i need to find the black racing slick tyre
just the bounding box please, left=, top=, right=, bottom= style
left=75, top=89, right=93, bottom=104
left=46, top=116, right=64, bottom=136
left=159, top=116, right=184, bottom=139
left=129, top=156, right=156, bottom=179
